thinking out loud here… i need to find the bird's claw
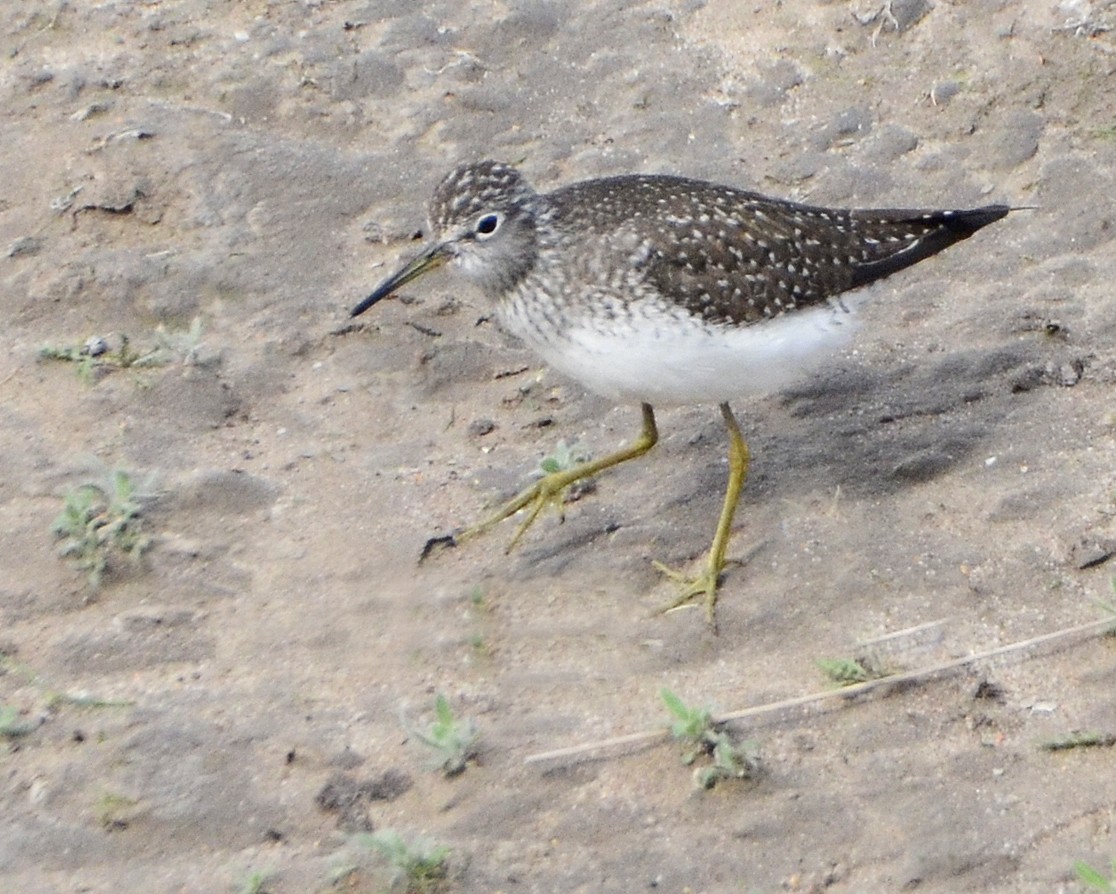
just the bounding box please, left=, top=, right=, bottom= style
left=652, top=559, right=722, bottom=630
left=419, top=533, right=458, bottom=563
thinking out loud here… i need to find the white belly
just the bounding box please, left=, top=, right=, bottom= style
left=504, top=299, right=862, bottom=406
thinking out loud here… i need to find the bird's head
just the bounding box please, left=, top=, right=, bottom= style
left=351, top=161, right=540, bottom=317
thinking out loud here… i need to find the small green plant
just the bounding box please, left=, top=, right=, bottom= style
left=538, top=438, right=588, bottom=475
left=662, top=686, right=714, bottom=755
left=95, top=791, right=139, bottom=830
left=235, top=870, right=270, bottom=894
left=152, top=317, right=206, bottom=365
left=1076, top=858, right=1116, bottom=892
left=38, top=319, right=206, bottom=384
left=817, top=657, right=870, bottom=685
left=697, top=731, right=761, bottom=790
left=527, top=440, right=595, bottom=521
left=45, top=690, right=133, bottom=710
left=468, top=585, right=486, bottom=609
left=0, top=656, right=131, bottom=745
left=360, top=828, right=449, bottom=893
left=816, top=654, right=891, bottom=686
left=1098, top=581, right=1116, bottom=636
left=0, top=704, right=36, bottom=738
left=660, top=688, right=760, bottom=789
left=412, top=694, right=479, bottom=776
left=52, top=469, right=153, bottom=589
left=1040, top=732, right=1116, bottom=752
left=40, top=335, right=159, bottom=383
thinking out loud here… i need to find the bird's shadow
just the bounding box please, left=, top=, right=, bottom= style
left=714, top=339, right=1054, bottom=503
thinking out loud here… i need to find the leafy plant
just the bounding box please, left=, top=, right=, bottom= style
left=812, top=651, right=888, bottom=687
left=538, top=439, right=588, bottom=475
left=412, top=694, right=479, bottom=776
left=661, top=686, right=715, bottom=757
left=1098, top=580, right=1116, bottom=636
left=660, top=687, right=760, bottom=789
left=39, top=319, right=206, bottom=384
left=0, top=704, right=36, bottom=738
left=152, top=316, right=206, bottom=365
left=95, top=791, right=139, bottom=831
left=697, top=731, right=761, bottom=790
left=52, top=469, right=153, bottom=589
left=468, top=585, right=485, bottom=608
left=1040, top=732, right=1116, bottom=752
left=40, top=335, right=158, bottom=383
left=45, top=690, right=132, bottom=710
left=1076, top=858, right=1116, bottom=892
left=360, top=828, right=449, bottom=893
left=518, top=439, right=595, bottom=525
left=235, top=870, right=270, bottom=894
left=0, top=655, right=131, bottom=744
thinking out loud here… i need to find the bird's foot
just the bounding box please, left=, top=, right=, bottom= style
left=652, top=557, right=722, bottom=630
left=420, top=403, right=658, bottom=562
left=419, top=474, right=573, bottom=561
left=449, top=468, right=584, bottom=553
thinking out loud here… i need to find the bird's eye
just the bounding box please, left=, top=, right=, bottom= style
left=475, top=213, right=501, bottom=237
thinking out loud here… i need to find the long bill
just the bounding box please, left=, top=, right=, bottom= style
left=350, top=241, right=453, bottom=317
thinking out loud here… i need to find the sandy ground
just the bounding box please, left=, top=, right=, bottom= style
left=3, top=1, right=1116, bottom=892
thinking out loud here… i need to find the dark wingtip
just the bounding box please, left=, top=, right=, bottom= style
left=849, top=202, right=1016, bottom=289
left=947, top=204, right=1012, bottom=234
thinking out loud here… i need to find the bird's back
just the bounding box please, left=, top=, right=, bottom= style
left=545, top=175, right=1009, bottom=327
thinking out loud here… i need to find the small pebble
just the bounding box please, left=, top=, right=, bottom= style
left=468, top=418, right=497, bottom=437
left=84, top=335, right=109, bottom=356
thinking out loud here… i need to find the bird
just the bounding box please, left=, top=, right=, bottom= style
left=350, top=160, right=1011, bottom=628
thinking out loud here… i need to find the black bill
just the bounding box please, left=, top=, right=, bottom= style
left=350, top=241, right=453, bottom=317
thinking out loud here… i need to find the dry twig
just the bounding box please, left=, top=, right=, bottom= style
left=524, top=615, right=1116, bottom=766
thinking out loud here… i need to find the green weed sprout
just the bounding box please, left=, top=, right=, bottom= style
left=1076, top=858, right=1116, bottom=892
left=0, top=704, right=37, bottom=739
left=662, top=686, right=715, bottom=757
left=816, top=656, right=887, bottom=686
left=235, top=870, right=270, bottom=894
left=152, top=317, right=206, bottom=365
left=660, top=687, right=760, bottom=789
left=40, top=335, right=157, bottom=383
left=412, top=694, right=479, bottom=776
left=539, top=439, right=588, bottom=475
left=39, top=319, right=206, bottom=384
left=52, top=469, right=152, bottom=589
left=361, top=828, right=449, bottom=893
left=95, top=791, right=139, bottom=831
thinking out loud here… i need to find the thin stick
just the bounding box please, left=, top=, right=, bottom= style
left=856, top=616, right=949, bottom=647
left=524, top=615, right=1115, bottom=765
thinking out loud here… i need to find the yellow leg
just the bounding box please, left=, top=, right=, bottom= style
left=655, top=402, right=749, bottom=627
left=456, top=403, right=659, bottom=551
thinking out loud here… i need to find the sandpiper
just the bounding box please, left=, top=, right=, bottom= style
left=352, top=161, right=1010, bottom=626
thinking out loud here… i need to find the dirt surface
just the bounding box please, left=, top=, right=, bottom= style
left=3, top=1, right=1116, bottom=892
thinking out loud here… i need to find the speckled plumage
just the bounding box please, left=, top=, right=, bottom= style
left=355, top=161, right=1009, bottom=404
left=428, top=161, right=1008, bottom=317
left=351, top=161, right=1011, bottom=625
